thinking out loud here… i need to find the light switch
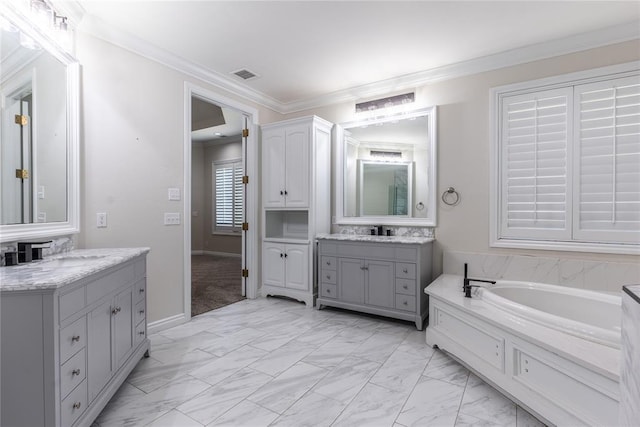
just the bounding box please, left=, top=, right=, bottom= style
left=164, top=213, right=180, bottom=225
left=97, top=212, right=107, bottom=228
left=168, top=188, right=181, bottom=201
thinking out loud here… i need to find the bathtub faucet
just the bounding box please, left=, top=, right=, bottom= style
left=463, top=263, right=496, bottom=298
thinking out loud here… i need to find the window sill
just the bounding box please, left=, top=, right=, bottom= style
left=491, top=238, right=640, bottom=256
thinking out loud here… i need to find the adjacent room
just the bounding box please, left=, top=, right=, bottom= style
left=1, top=1, right=639, bottom=426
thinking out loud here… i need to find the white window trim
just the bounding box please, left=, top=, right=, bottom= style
left=490, top=61, right=640, bottom=255
left=213, top=158, right=243, bottom=233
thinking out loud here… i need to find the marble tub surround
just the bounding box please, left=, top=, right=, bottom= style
left=94, top=296, right=544, bottom=427
left=620, top=285, right=640, bottom=426
left=444, top=250, right=640, bottom=293
left=334, top=224, right=435, bottom=239
left=0, top=235, right=75, bottom=266
left=316, top=233, right=434, bottom=245
left=0, top=247, right=150, bottom=291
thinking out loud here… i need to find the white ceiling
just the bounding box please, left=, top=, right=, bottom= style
left=76, top=1, right=640, bottom=112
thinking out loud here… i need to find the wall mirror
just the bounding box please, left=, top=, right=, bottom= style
left=0, top=6, right=79, bottom=242
left=335, top=106, right=437, bottom=226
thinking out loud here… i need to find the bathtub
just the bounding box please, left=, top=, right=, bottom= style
left=479, top=281, right=621, bottom=349
left=425, top=274, right=620, bottom=427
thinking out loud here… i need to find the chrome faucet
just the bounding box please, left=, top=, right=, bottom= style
left=463, top=263, right=496, bottom=298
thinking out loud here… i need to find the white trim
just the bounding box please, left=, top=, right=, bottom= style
left=489, top=61, right=640, bottom=255
left=184, top=82, right=260, bottom=322
left=79, top=12, right=639, bottom=114
left=147, top=313, right=188, bottom=334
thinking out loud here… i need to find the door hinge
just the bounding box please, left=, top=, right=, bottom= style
left=242, top=175, right=249, bottom=184
left=15, top=169, right=29, bottom=179
left=242, top=128, right=249, bottom=138
left=242, top=222, right=249, bottom=231
left=242, top=269, right=249, bottom=278
left=14, top=114, right=28, bottom=126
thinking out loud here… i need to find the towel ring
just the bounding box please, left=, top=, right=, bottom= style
left=442, top=187, right=460, bottom=206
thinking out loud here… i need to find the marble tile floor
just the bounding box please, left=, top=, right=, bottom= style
left=93, top=297, right=546, bottom=427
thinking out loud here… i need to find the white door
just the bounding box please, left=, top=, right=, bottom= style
left=262, top=128, right=286, bottom=207
left=262, top=242, right=285, bottom=287
left=284, top=244, right=309, bottom=290
left=284, top=125, right=310, bottom=208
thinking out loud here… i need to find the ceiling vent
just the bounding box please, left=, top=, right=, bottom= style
left=232, top=69, right=259, bottom=80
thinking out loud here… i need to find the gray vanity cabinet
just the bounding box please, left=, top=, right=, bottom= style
left=0, top=253, right=150, bottom=427
left=317, top=238, right=432, bottom=330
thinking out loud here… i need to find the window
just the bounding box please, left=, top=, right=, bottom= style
left=214, top=160, right=243, bottom=232
left=491, top=63, right=640, bottom=254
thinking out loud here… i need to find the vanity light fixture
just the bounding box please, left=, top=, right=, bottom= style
left=370, top=150, right=402, bottom=160
left=355, top=92, right=415, bottom=113
left=53, top=12, right=67, bottom=31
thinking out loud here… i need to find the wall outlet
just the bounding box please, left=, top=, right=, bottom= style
left=97, top=212, right=107, bottom=228
left=38, top=186, right=45, bottom=199
left=164, top=212, right=180, bottom=225
left=168, top=188, right=181, bottom=201
left=37, top=212, right=46, bottom=223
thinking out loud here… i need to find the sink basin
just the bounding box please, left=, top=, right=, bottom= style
left=42, top=256, right=106, bottom=268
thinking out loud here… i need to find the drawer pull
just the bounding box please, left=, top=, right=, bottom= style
left=139, top=310, right=145, bottom=315
left=326, top=261, right=331, bottom=266
left=139, top=331, right=145, bottom=336
left=72, top=402, right=81, bottom=410
left=403, top=268, right=408, bottom=274
left=139, top=288, right=145, bottom=294
left=71, top=335, right=81, bottom=342
left=72, top=369, right=81, bottom=376
left=403, top=284, right=408, bottom=290
left=111, top=306, right=121, bottom=315
left=403, top=301, right=408, bottom=305
left=326, top=289, right=331, bottom=294
left=326, top=275, right=331, bottom=280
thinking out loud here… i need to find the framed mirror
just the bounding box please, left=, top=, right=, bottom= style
left=0, top=5, right=79, bottom=242
left=335, top=106, right=437, bottom=226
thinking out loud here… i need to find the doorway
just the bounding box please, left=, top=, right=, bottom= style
left=184, top=84, right=259, bottom=320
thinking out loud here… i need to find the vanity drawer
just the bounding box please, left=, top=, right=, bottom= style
left=59, top=286, right=86, bottom=321
left=396, top=263, right=416, bottom=280
left=321, top=256, right=337, bottom=271
left=60, top=317, right=87, bottom=363
left=134, top=299, right=146, bottom=326
left=61, top=379, right=87, bottom=427
left=60, top=348, right=86, bottom=399
left=135, top=321, right=147, bottom=345
left=87, top=263, right=135, bottom=305
left=321, top=269, right=337, bottom=284
left=134, top=278, right=146, bottom=304
left=395, top=294, right=416, bottom=312
left=395, top=278, right=415, bottom=296
left=320, top=283, right=337, bottom=299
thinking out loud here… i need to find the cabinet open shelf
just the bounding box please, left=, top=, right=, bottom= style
left=265, top=210, right=309, bottom=240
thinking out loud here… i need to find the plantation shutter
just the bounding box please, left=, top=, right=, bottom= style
left=574, top=75, right=640, bottom=244
left=500, top=88, right=573, bottom=240
left=215, top=160, right=243, bottom=231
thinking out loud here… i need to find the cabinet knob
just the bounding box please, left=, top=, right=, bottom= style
left=71, top=335, right=81, bottom=342
left=72, top=402, right=81, bottom=410
left=72, top=369, right=81, bottom=376
left=326, top=275, right=331, bottom=280
left=403, top=301, right=408, bottom=305
left=111, top=307, right=121, bottom=315
left=284, top=253, right=288, bottom=258
left=280, top=190, right=284, bottom=195
left=139, top=288, right=145, bottom=293
left=403, top=268, right=408, bottom=274
left=326, top=261, right=331, bottom=266
left=284, top=190, right=288, bottom=195
left=326, top=289, right=331, bottom=294
left=403, top=285, right=408, bottom=290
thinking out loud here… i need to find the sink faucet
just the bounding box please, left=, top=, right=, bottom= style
left=17, top=241, right=52, bottom=263
left=463, top=263, right=496, bottom=298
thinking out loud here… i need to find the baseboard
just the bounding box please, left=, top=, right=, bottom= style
left=148, top=313, right=188, bottom=334
left=191, top=250, right=242, bottom=258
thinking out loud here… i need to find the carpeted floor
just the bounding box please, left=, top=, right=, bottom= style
left=191, top=254, right=245, bottom=316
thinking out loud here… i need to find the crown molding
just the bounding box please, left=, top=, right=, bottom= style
left=78, top=9, right=639, bottom=115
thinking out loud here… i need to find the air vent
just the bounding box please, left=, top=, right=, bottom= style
left=232, top=69, right=259, bottom=80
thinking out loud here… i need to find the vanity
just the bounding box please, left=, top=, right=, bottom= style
left=316, top=234, right=433, bottom=329
left=0, top=248, right=150, bottom=427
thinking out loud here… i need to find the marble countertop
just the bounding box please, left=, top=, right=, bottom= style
left=623, top=284, right=640, bottom=304
left=316, top=233, right=434, bottom=244
left=425, top=274, right=619, bottom=381
left=0, top=248, right=150, bottom=292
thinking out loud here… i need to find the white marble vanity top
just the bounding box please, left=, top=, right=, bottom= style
left=316, top=233, right=434, bottom=244
left=0, top=247, right=150, bottom=292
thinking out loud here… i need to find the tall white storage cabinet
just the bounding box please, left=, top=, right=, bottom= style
left=261, top=116, right=332, bottom=307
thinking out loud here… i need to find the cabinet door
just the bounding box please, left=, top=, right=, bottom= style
left=87, top=300, right=112, bottom=402
left=263, top=242, right=285, bottom=287
left=113, top=287, right=134, bottom=368
left=366, top=260, right=395, bottom=308
left=284, top=125, right=310, bottom=208
left=284, top=244, right=309, bottom=291
left=262, top=128, right=286, bottom=207
left=339, top=258, right=365, bottom=304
